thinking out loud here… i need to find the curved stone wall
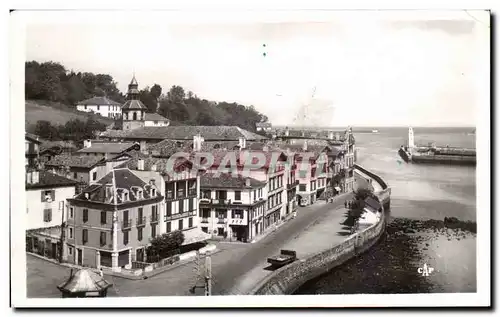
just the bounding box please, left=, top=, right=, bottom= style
left=250, top=166, right=390, bottom=295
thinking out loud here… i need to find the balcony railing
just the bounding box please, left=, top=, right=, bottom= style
left=121, top=219, right=132, bottom=230
left=166, top=191, right=174, bottom=199
left=164, top=210, right=196, bottom=221
left=188, top=188, right=197, bottom=196
left=136, top=216, right=146, bottom=227
left=201, top=218, right=209, bottom=223
left=150, top=214, right=159, bottom=223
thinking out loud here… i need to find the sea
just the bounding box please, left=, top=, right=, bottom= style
left=295, top=127, right=477, bottom=294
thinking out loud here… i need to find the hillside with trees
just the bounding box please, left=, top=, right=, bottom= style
left=25, top=61, right=270, bottom=139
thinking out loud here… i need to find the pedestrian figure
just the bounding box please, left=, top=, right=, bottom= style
left=344, top=201, right=347, bottom=208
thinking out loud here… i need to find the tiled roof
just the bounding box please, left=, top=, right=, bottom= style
left=200, top=172, right=265, bottom=189
left=122, top=99, right=147, bottom=110
left=100, top=126, right=267, bottom=141
left=77, top=96, right=121, bottom=106
left=45, top=153, right=103, bottom=168
left=144, top=113, right=169, bottom=121
left=73, top=168, right=161, bottom=204
left=26, top=170, right=78, bottom=189
left=77, top=142, right=137, bottom=154
left=25, top=132, right=42, bottom=144
left=147, top=140, right=184, bottom=157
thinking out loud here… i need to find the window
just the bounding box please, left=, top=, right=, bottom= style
left=151, top=225, right=157, bottom=237
left=216, top=210, right=226, bottom=219
left=253, top=190, right=256, bottom=201
left=188, top=217, right=193, bottom=228
left=166, top=221, right=171, bottom=233
left=100, top=211, right=106, bottom=224
left=188, top=198, right=194, bottom=211
left=73, top=172, right=77, bottom=179
left=43, top=209, right=52, bottom=222
left=178, top=200, right=184, bottom=213
left=202, top=190, right=211, bottom=199
left=82, top=229, right=88, bottom=244
left=166, top=202, right=172, bottom=216
left=97, top=105, right=100, bottom=111
left=138, top=207, right=143, bottom=219
left=69, top=247, right=73, bottom=255
left=100, top=232, right=106, bottom=246
left=179, top=219, right=184, bottom=230
left=234, top=191, right=241, bottom=201
left=138, top=228, right=143, bottom=241
left=69, top=227, right=73, bottom=239
left=217, top=228, right=224, bottom=236
left=92, top=172, right=97, bottom=181
left=133, top=112, right=137, bottom=120
left=201, top=227, right=208, bottom=233
left=232, top=210, right=243, bottom=219
left=41, top=190, right=55, bottom=202
left=299, top=184, right=306, bottom=191
left=84, top=105, right=87, bottom=110
left=69, top=207, right=74, bottom=218
left=123, top=231, right=129, bottom=245
left=83, top=209, right=88, bottom=223
left=216, top=190, right=227, bottom=200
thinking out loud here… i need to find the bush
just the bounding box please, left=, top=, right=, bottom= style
left=147, top=231, right=185, bottom=261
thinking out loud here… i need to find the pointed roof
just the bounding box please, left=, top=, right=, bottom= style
left=57, top=269, right=112, bottom=294
left=122, top=99, right=147, bottom=110
left=130, top=75, right=138, bottom=86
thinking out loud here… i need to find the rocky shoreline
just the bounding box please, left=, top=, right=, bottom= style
left=294, top=217, right=477, bottom=295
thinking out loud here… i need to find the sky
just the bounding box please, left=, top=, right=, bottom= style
left=24, top=11, right=489, bottom=127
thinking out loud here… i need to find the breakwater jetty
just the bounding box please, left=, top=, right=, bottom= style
left=250, top=164, right=391, bottom=295
left=399, top=127, right=476, bottom=165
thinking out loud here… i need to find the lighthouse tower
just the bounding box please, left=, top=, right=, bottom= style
left=408, top=127, right=415, bottom=148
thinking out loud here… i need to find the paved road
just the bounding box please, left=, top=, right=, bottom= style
left=27, top=193, right=353, bottom=298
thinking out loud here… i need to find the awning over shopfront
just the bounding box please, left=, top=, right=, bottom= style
left=335, top=187, right=341, bottom=192
left=182, top=228, right=212, bottom=245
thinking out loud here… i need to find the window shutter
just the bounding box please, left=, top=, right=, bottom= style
left=51, top=190, right=55, bottom=202
left=48, top=209, right=52, bottom=222
left=41, top=191, right=45, bottom=202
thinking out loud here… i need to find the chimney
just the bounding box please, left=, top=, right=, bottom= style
left=328, top=131, right=334, bottom=140
left=245, top=178, right=251, bottom=187
left=138, top=159, right=145, bottom=171
left=302, top=141, right=308, bottom=152
left=84, top=140, right=92, bottom=148
left=32, top=170, right=39, bottom=184
left=238, top=137, right=246, bottom=149
left=140, top=141, right=147, bottom=154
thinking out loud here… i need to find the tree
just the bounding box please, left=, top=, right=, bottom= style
left=34, top=120, right=60, bottom=140
left=146, top=231, right=185, bottom=261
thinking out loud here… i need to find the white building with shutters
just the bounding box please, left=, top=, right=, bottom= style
left=25, top=170, right=77, bottom=230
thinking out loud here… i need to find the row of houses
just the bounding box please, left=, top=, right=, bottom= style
left=25, top=76, right=356, bottom=272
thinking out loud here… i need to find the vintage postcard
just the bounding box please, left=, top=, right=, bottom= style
left=10, top=8, right=491, bottom=308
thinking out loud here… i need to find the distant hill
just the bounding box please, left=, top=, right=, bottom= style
left=25, top=100, right=114, bottom=130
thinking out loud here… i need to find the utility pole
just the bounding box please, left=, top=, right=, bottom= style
left=204, top=255, right=212, bottom=296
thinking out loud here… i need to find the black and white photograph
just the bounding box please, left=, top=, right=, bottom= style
left=9, top=7, right=491, bottom=308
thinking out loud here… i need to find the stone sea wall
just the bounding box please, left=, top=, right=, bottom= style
left=250, top=165, right=390, bottom=295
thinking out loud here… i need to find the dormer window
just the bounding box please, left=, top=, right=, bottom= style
left=137, top=190, right=143, bottom=200
left=123, top=192, right=129, bottom=202
left=151, top=188, right=156, bottom=197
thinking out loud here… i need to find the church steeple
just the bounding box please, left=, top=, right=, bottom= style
left=127, top=74, right=140, bottom=100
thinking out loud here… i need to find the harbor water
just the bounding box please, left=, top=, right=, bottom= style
left=295, top=127, right=477, bottom=294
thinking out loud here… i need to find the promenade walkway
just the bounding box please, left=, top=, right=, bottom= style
left=26, top=192, right=352, bottom=298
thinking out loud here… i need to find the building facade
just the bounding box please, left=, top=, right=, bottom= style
left=25, top=133, right=42, bottom=169
left=65, top=168, right=163, bottom=270
left=122, top=76, right=148, bottom=131
left=76, top=96, right=122, bottom=118
left=25, top=170, right=77, bottom=260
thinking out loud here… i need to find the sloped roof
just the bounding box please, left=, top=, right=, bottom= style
left=101, top=126, right=267, bottom=141
left=26, top=171, right=78, bottom=189
left=57, top=269, right=112, bottom=293
left=256, top=122, right=272, bottom=128
left=25, top=132, right=42, bottom=144
left=144, top=113, right=169, bottom=121
left=122, top=99, right=147, bottom=110
left=77, top=96, right=121, bottom=106
left=72, top=168, right=161, bottom=204
left=200, top=172, right=265, bottom=189
left=45, top=153, right=103, bottom=168
left=77, top=142, right=137, bottom=154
